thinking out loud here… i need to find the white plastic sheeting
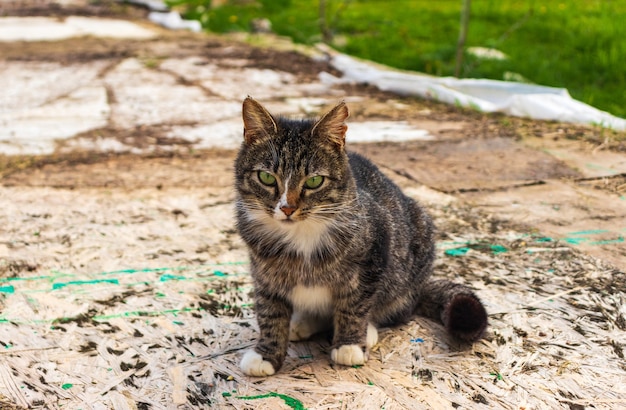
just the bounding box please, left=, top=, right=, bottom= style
left=148, top=11, right=202, bottom=32
left=327, top=53, right=626, bottom=131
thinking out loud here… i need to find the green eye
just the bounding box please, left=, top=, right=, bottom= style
left=258, top=171, right=276, bottom=186
left=304, top=175, right=324, bottom=189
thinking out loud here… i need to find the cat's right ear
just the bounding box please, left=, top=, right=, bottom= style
left=242, top=97, right=278, bottom=145
left=311, top=101, right=349, bottom=150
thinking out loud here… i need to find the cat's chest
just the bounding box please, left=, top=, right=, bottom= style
left=271, top=216, right=332, bottom=258
left=289, top=285, right=333, bottom=315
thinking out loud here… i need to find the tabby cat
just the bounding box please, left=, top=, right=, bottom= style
left=235, top=97, right=488, bottom=376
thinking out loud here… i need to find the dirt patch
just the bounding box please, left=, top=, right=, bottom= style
left=0, top=0, right=149, bottom=19
left=0, top=149, right=235, bottom=189
left=352, top=137, right=581, bottom=192
left=0, top=31, right=342, bottom=81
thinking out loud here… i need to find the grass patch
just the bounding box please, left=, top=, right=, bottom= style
left=167, top=0, right=625, bottom=119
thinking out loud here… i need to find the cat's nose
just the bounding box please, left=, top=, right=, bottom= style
left=280, top=205, right=297, bottom=216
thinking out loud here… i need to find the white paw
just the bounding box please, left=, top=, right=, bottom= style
left=331, top=344, right=365, bottom=366
left=366, top=322, right=378, bottom=349
left=240, top=350, right=275, bottom=377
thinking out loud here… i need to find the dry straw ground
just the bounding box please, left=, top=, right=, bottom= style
left=1, top=149, right=624, bottom=409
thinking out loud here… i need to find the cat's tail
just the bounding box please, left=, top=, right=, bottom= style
left=415, top=280, right=488, bottom=342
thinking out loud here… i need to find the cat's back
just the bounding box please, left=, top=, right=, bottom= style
left=347, top=151, right=433, bottom=247
left=348, top=151, right=406, bottom=203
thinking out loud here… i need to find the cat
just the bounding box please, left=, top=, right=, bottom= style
left=234, top=97, right=488, bottom=376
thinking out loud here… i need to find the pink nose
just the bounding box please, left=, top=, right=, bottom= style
left=281, top=205, right=297, bottom=216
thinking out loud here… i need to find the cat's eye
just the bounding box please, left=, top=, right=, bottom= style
left=304, top=175, right=324, bottom=189
left=257, top=171, right=276, bottom=186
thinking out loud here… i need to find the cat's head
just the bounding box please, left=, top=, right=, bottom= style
left=235, top=97, right=356, bottom=230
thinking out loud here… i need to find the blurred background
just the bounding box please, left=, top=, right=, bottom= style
left=167, top=0, right=626, bottom=119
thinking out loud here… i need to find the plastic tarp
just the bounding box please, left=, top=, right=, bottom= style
left=327, top=53, right=626, bottom=131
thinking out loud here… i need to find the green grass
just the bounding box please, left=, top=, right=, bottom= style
left=167, top=0, right=626, bottom=119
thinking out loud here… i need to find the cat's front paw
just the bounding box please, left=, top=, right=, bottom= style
left=240, top=350, right=276, bottom=377
left=331, top=344, right=365, bottom=366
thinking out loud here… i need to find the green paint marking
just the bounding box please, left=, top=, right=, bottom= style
left=237, top=392, right=306, bottom=410
left=490, top=372, right=503, bottom=381
left=444, top=243, right=507, bottom=256
left=100, top=267, right=173, bottom=275
left=445, top=247, right=470, bottom=256
left=589, top=236, right=624, bottom=245
left=298, top=355, right=313, bottom=359
left=159, top=274, right=187, bottom=282
left=155, top=292, right=166, bottom=298
left=61, top=383, right=73, bottom=390
left=0, top=272, right=73, bottom=283
left=93, top=307, right=203, bottom=321
left=213, top=270, right=227, bottom=277
left=0, top=285, right=15, bottom=294
left=490, top=244, right=508, bottom=254
left=52, top=279, right=119, bottom=290
left=564, top=237, right=587, bottom=245
left=569, top=229, right=609, bottom=236
left=172, top=321, right=184, bottom=326
left=585, top=163, right=617, bottom=174
left=438, top=240, right=472, bottom=246
left=534, top=237, right=553, bottom=243
left=99, top=262, right=248, bottom=275
left=222, top=392, right=232, bottom=397
left=221, top=303, right=254, bottom=310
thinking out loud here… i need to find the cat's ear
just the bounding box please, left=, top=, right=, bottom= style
left=311, top=101, right=349, bottom=150
left=242, top=97, right=278, bottom=145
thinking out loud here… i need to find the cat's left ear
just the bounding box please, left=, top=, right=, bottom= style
left=311, top=101, right=349, bottom=150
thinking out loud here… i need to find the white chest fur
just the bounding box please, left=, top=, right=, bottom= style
left=281, top=218, right=330, bottom=257
left=289, top=285, right=333, bottom=316
left=243, top=208, right=331, bottom=258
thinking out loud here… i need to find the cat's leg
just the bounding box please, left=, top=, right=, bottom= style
left=240, top=295, right=291, bottom=377
left=289, top=310, right=331, bottom=341
left=329, top=290, right=371, bottom=366
left=330, top=321, right=378, bottom=366
left=366, top=322, right=378, bottom=349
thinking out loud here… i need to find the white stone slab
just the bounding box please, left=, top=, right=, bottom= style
left=159, top=57, right=336, bottom=101
left=104, top=58, right=241, bottom=128
left=167, top=119, right=243, bottom=150
left=0, top=85, right=109, bottom=155
left=0, top=61, right=109, bottom=113
left=0, top=61, right=111, bottom=154
left=0, top=16, right=156, bottom=42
